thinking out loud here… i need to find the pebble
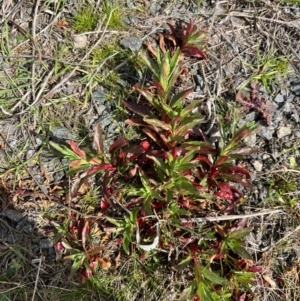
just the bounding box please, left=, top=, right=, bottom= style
left=274, top=94, right=285, bottom=103
left=39, top=238, right=53, bottom=249
left=73, top=34, right=88, bottom=49
left=50, top=126, right=76, bottom=142
left=252, top=160, right=263, bottom=172
left=291, top=113, right=299, bottom=123
left=119, top=37, right=143, bottom=53
left=1, top=209, right=24, bottom=223
left=277, top=126, right=292, bottom=139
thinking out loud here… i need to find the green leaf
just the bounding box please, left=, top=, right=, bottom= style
left=176, top=177, right=199, bottom=195
left=226, top=240, right=252, bottom=260
left=170, top=48, right=181, bottom=72
left=202, top=267, right=229, bottom=285
left=143, top=117, right=171, bottom=131
left=49, top=141, right=79, bottom=160
left=169, top=88, right=193, bottom=108
left=197, top=282, right=214, bottom=301
left=229, top=228, right=253, bottom=240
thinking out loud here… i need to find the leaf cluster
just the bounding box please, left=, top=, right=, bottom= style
left=51, top=21, right=260, bottom=300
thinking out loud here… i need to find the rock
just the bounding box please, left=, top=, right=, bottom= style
left=98, top=113, right=114, bottom=128
left=73, top=34, right=88, bottom=49
left=252, top=160, right=263, bottom=172
left=93, top=89, right=107, bottom=104
left=36, top=134, right=46, bottom=147
left=274, top=94, right=285, bottom=103
left=50, top=126, right=76, bottom=142
left=290, top=83, right=300, bottom=95
left=1, top=209, right=24, bottom=223
left=291, top=113, right=299, bottom=123
left=149, top=3, right=161, bottom=15
left=54, top=170, right=65, bottom=182
left=244, top=134, right=256, bottom=147
left=258, top=125, right=275, bottom=140
left=39, top=238, right=53, bottom=249
left=7, top=233, right=24, bottom=243
left=120, top=37, right=143, bottom=53
left=277, top=126, right=291, bottom=139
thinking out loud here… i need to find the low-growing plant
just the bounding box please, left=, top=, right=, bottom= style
left=72, top=5, right=100, bottom=33
left=50, top=20, right=262, bottom=300
left=241, top=48, right=291, bottom=94
left=236, top=81, right=277, bottom=126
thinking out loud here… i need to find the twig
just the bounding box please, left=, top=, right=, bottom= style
left=31, top=257, right=43, bottom=301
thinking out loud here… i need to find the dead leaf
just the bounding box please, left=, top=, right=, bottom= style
left=263, top=274, right=277, bottom=288
left=98, top=258, right=111, bottom=270
left=158, top=33, right=165, bottom=53
left=56, top=20, right=69, bottom=28
left=144, top=41, right=157, bottom=57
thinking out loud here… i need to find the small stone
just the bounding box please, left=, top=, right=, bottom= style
left=54, top=170, right=65, bottom=182
left=39, top=238, right=53, bottom=249
left=277, top=126, right=291, bottom=139
left=73, top=34, right=88, bottom=49
left=36, top=134, right=46, bottom=147
left=50, top=126, right=76, bottom=141
left=244, top=134, right=256, bottom=146
left=2, top=209, right=24, bottom=223
left=93, top=89, right=106, bottom=104
left=291, top=113, right=299, bottom=123
left=7, top=233, right=24, bottom=243
left=274, top=94, right=285, bottom=103
left=290, top=83, right=300, bottom=95
left=258, top=125, right=275, bottom=140
left=119, top=37, right=143, bottom=52
left=252, top=160, right=263, bottom=172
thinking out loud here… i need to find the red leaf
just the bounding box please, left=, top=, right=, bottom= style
left=121, top=99, right=152, bottom=117
left=69, top=141, right=86, bottom=159
left=100, top=197, right=109, bottom=211
left=87, top=164, right=115, bottom=175
left=248, top=265, right=263, bottom=272
left=193, top=155, right=212, bottom=166
left=229, top=166, right=251, bottom=179
left=183, top=46, right=207, bottom=59
left=109, top=137, right=128, bottom=156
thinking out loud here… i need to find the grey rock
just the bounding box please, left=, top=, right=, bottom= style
left=26, top=150, right=36, bottom=167
left=39, top=238, right=53, bottom=249
left=36, top=134, right=46, bottom=147
left=50, top=126, right=76, bottom=141
left=120, top=37, right=143, bottom=53
left=290, top=83, right=300, bottom=95
left=93, top=89, right=106, bottom=104
left=149, top=3, right=161, bottom=15
left=97, top=105, right=106, bottom=115
left=1, top=209, right=24, bottom=223
left=274, top=94, right=285, bottom=103
left=194, top=75, right=204, bottom=88
left=98, top=113, right=114, bottom=128
left=23, top=224, right=33, bottom=234
left=277, top=126, right=291, bottom=139
left=7, top=233, right=24, bottom=243
left=291, top=113, right=299, bottom=123
left=126, top=0, right=135, bottom=9
left=244, top=134, right=256, bottom=147
left=54, top=170, right=65, bottom=182
left=258, top=125, right=275, bottom=140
